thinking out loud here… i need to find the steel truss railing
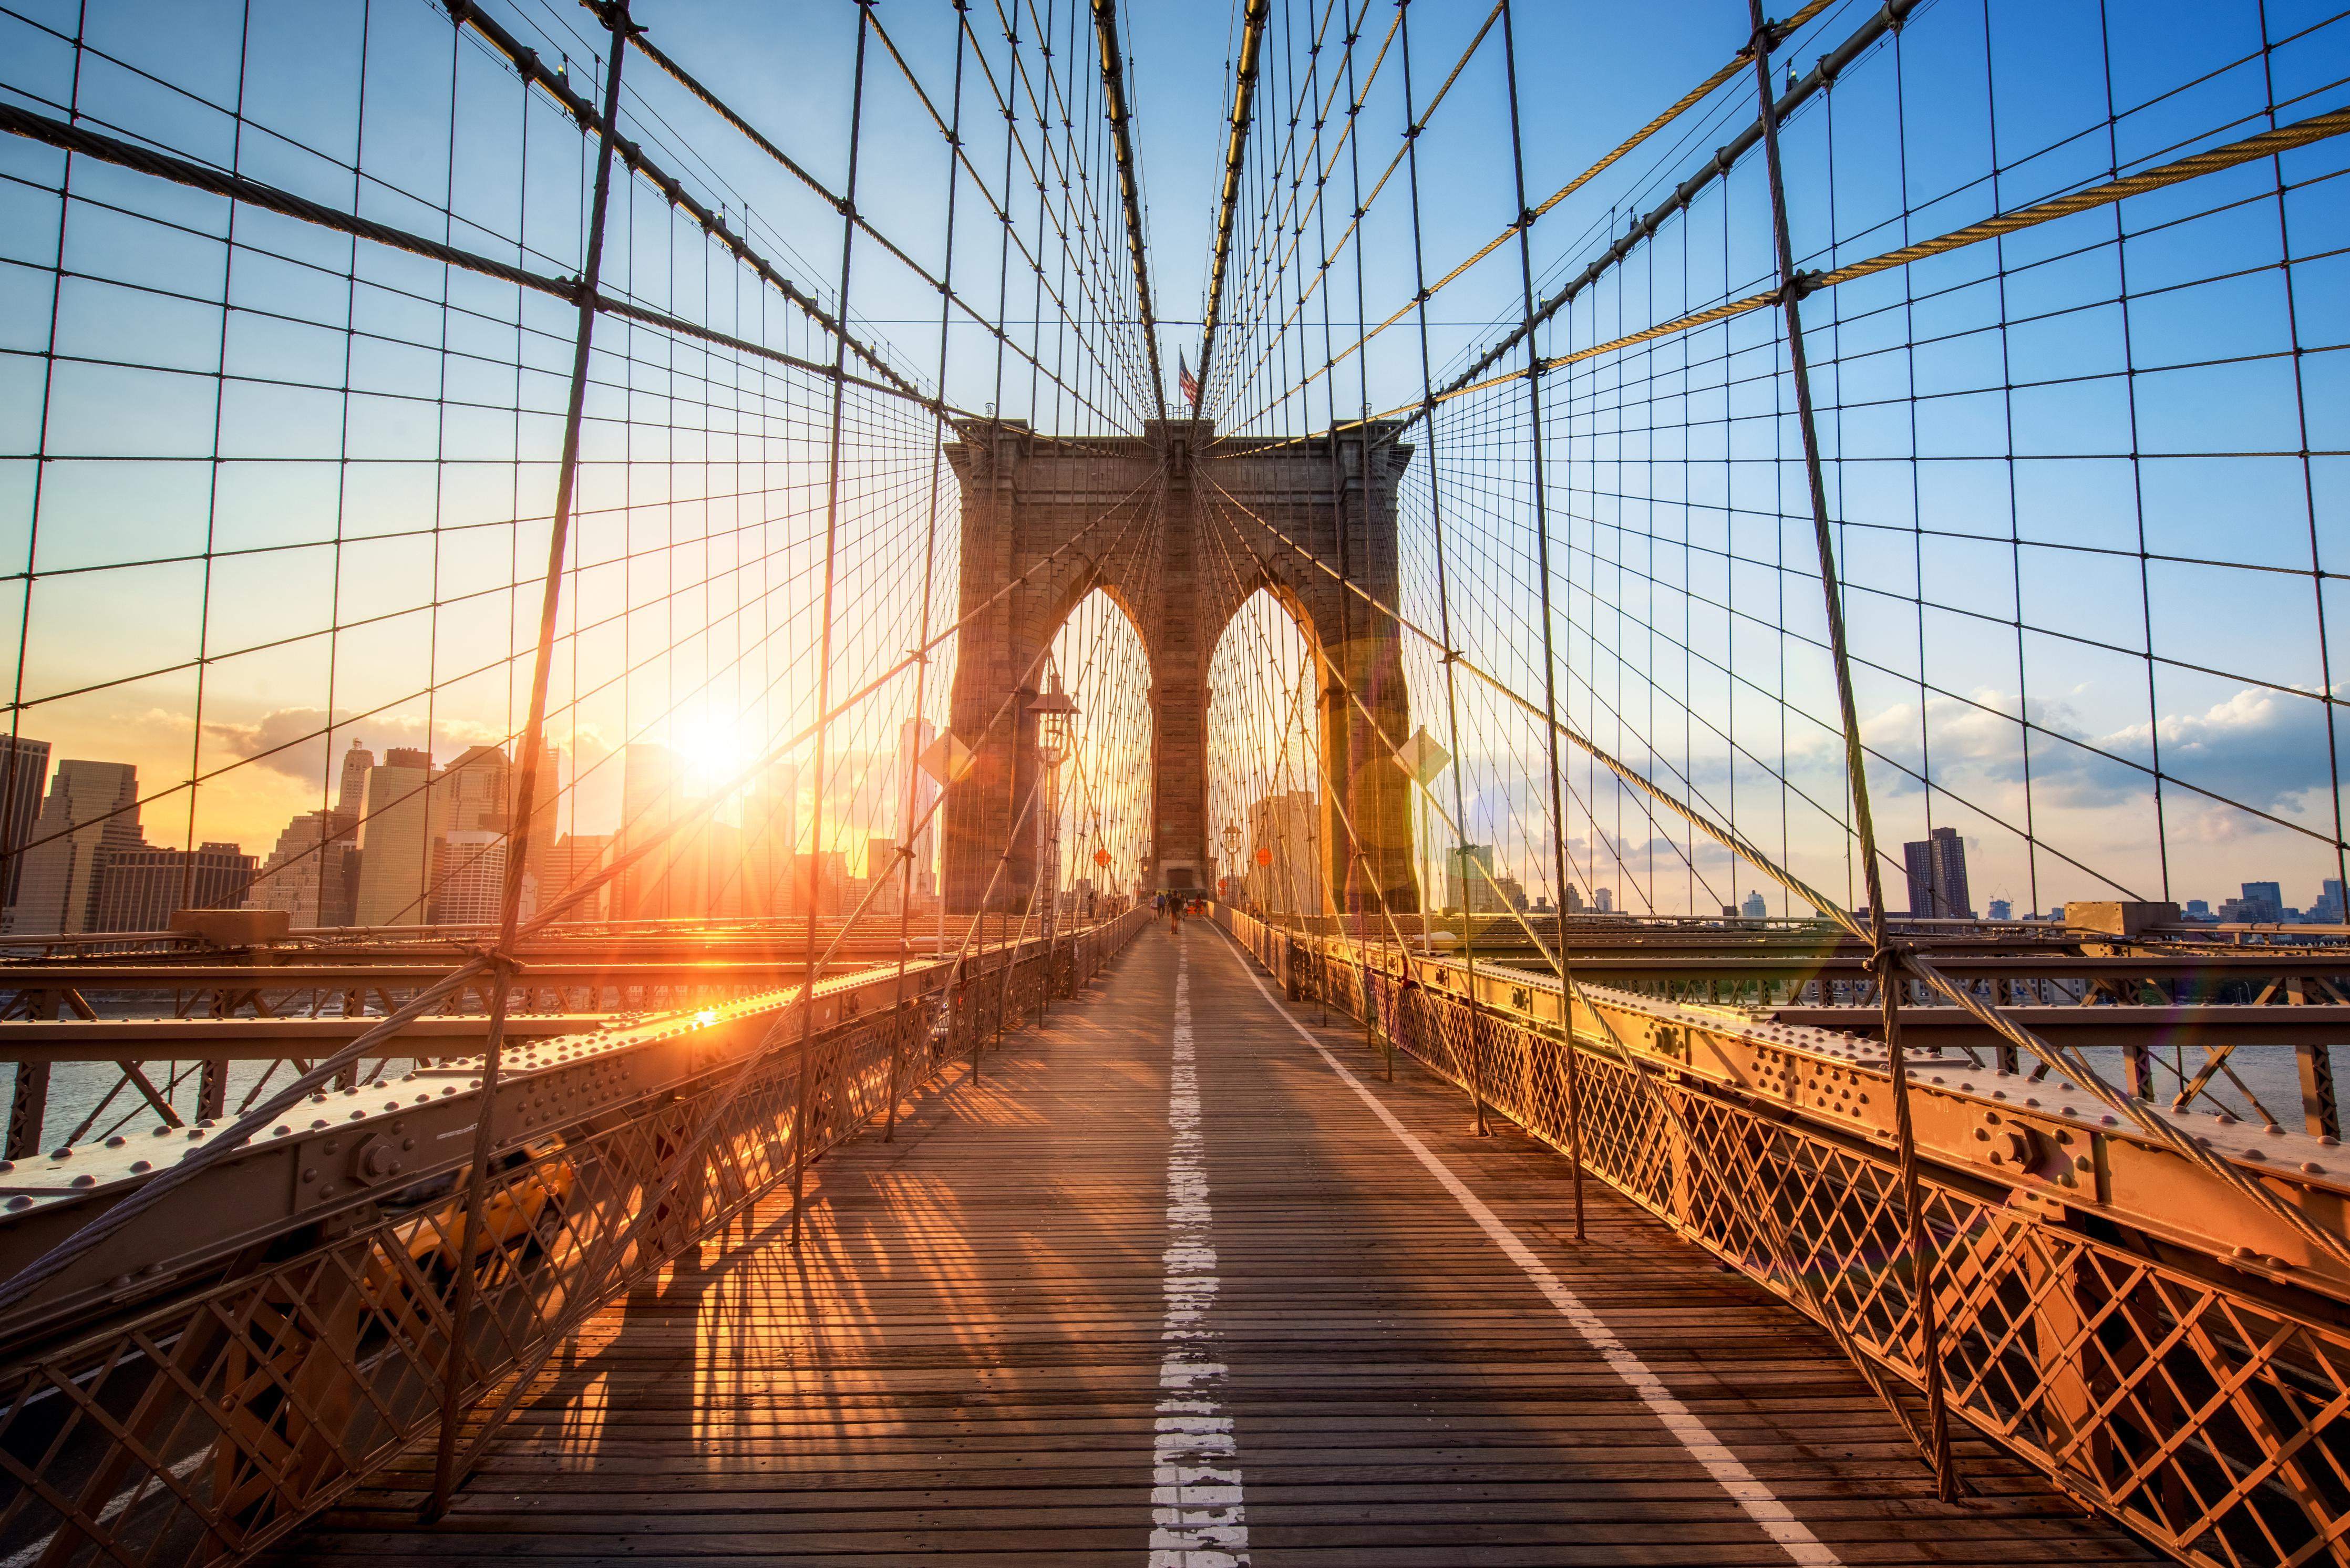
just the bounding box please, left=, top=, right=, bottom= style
left=1221, top=907, right=2350, bottom=1568
left=0, top=909, right=1147, bottom=1568
left=0, top=915, right=1060, bottom=1161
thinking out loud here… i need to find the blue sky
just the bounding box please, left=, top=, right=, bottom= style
left=2, top=0, right=2347, bottom=920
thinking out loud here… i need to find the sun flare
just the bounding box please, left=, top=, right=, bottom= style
left=674, top=716, right=753, bottom=798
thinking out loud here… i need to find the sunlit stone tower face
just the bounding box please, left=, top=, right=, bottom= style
left=940, top=418, right=1416, bottom=915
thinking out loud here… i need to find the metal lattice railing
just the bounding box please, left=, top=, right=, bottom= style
left=1223, top=908, right=2350, bottom=1568
left=0, top=909, right=1145, bottom=1568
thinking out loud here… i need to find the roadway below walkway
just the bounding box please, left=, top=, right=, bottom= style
left=279, top=922, right=2156, bottom=1565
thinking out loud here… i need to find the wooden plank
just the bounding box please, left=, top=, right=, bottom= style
left=267, top=928, right=2157, bottom=1565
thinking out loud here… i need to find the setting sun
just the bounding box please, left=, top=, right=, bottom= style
left=673, top=716, right=754, bottom=800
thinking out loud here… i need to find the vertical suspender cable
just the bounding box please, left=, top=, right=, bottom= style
left=1341, top=0, right=1377, bottom=929
left=1397, top=0, right=1488, bottom=1137
left=1316, top=3, right=1380, bottom=1063
left=791, top=0, right=873, bottom=1248
left=996, top=0, right=1066, bottom=1044
left=888, top=7, right=971, bottom=1144
left=1498, top=0, right=1583, bottom=1240
left=180, top=0, right=255, bottom=914
left=424, top=0, right=633, bottom=1523
left=1740, top=0, right=1954, bottom=1500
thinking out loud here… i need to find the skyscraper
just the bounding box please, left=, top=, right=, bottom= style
left=437, top=745, right=515, bottom=921
left=96, top=843, right=254, bottom=932
left=11, top=759, right=141, bottom=934
left=2225, top=881, right=2285, bottom=923
left=336, top=741, right=374, bottom=818
left=740, top=762, right=798, bottom=917
left=0, top=734, right=51, bottom=907
left=653, top=816, right=744, bottom=921
left=520, top=743, right=559, bottom=899
left=621, top=744, right=677, bottom=841
left=864, top=837, right=904, bottom=914
left=353, top=748, right=438, bottom=926
left=1445, top=844, right=1501, bottom=914
left=248, top=809, right=360, bottom=927
left=440, top=745, right=511, bottom=833
left=614, top=744, right=679, bottom=921
left=1245, top=791, right=1318, bottom=913
left=896, top=717, right=939, bottom=899
left=429, top=829, right=513, bottom=926
left=538, top=833, right=612, bottom=923
left=791, top=849, right=849, bottom=917
left=1902, top=826, right=1974, bottom=919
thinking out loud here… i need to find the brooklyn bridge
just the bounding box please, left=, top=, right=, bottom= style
left=1, top=1, right=2346, bottom=1562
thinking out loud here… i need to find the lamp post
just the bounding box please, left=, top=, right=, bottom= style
left=1221, top=821, right=1242, bottom=906
left=1028, top=676, right=1078, bottom=950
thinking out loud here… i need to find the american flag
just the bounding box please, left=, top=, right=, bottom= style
left=1178, top=351, right=1199, bottom=408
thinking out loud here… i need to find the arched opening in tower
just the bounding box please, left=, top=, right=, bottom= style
left=1045, top=587, right=1155, bottom=913
left=1207, top=587, right=1325, bottom=917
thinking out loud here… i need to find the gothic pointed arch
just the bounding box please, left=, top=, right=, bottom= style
left=940, top=417, right=1416, bottom=913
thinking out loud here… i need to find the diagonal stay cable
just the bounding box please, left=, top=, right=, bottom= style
left=438, top=487, right=1169, bottom=1488
left=0, top=463, right=1170, bottom=1317
left=1241, top=0, right=1837, bottom=426
left=1191, top=457, right=2350, bottom=1278
left=445, top=0, right=926, bottom=402
left=1384, top=98, right=2350, bottom=422
left=1192, top=452, right=1942, bottom=1463
left=617, top=22, right=1126, bottom=432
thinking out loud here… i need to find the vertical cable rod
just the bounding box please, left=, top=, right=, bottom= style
left=1396, top=0, right=1489, bottom=1136
left=1498, top=0, right=1583, bottom=1239
left=1741, top=0, right=1954, bottom=1500
left=423, top=0, right=633, bottom=1524
left=791, top=0, right=874, bottom=1247
left=888, top=4, right=971, bottom=1144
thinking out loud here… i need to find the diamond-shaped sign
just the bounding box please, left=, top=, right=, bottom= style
left=1395, top=726, right=1451, bottom=786
left=918, top=730, right=977, bottom=785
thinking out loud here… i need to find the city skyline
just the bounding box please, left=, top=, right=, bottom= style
left=13, top=706, right=2350, bottom=931
left=0, top=720, right=953, bottom=931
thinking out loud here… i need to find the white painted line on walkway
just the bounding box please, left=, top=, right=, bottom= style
left=1214, top=931, right=1841, bottom=1568
left=1150, top=938, right=1251, bottom=1567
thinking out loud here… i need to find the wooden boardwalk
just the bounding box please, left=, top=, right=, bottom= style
left=278, top=925, right=2157, bottom=1565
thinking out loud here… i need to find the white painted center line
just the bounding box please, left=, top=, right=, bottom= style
left=1150, top=938, right=1251, bottom=1567
left=1215, top=930, right=1842, bottom=1568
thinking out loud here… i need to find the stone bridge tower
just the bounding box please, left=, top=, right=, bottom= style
left=940, top=417, right=1417, bottom=915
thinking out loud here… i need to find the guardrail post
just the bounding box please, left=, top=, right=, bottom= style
left=6, top=1060, right=47, bottom=1160
left=882, top=998, right=906, bottom=1143
left=2300, top=1043, right=2341, bottom=1141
